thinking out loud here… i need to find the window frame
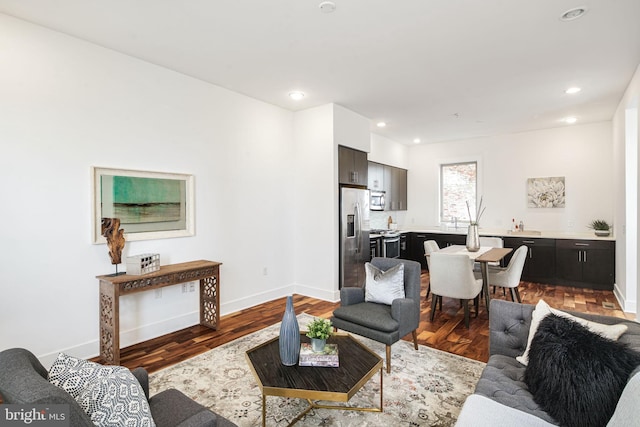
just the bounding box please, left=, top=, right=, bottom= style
left=439, top=160, right=479, bottom=224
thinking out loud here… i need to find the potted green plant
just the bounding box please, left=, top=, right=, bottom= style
left=588, top=219, right=611, bottom=237
left=306, top=317, right=333, bottom=352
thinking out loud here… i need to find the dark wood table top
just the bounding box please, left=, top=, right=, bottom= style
left=245, top=333, right=382, bottom=401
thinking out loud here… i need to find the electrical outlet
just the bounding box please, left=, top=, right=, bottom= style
left=155, top=289, right=162, bottom=299
left=182, top=284, right=188, bottom=293
left=568, top=220, right=574, bottom=228
left=189, top=282, right=195, bottom=292
left=263, top=267, right=268, bottom=276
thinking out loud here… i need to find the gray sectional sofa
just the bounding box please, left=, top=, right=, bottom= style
left=456, top=299, right=640, bottom=426
left=0, top=348, right=236, bottom=427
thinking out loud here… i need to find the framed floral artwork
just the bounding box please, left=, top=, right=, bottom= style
left=92, top=167, right=195, bottom=243
left=527, top=177, right=565, bottom=208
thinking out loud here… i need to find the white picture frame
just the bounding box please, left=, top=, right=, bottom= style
left=91, top=166, right=195, bottom=244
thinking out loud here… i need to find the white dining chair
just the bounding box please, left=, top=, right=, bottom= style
left=486, top=245, right=528, bottom=303
left=429, top=253, right=483, bottom=328
left=423, top=240, right=440, bottom=300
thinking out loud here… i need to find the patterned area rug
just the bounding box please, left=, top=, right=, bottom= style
left=149, top=314, right=485, bottom=426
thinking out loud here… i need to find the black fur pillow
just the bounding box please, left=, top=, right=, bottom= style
left=524, top=314, right=640, bottom=427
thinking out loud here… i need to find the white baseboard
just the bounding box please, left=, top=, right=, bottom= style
left=294, top=283, right=340, bottom=303
left=220, top=285, right=297, bottom=314
left=613, top=283, right=637, bottom=316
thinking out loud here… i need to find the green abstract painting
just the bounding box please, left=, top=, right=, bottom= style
left=111, top=176, right=182, bottom=224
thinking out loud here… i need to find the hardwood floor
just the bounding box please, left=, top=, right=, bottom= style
left=112, top=271, right=632, bottom=373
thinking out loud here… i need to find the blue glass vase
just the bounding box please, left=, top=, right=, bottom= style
left=279, top=295, right=300, bottom=366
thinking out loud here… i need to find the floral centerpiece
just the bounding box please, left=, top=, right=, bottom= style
left=306, top=317, right=333, bottom=352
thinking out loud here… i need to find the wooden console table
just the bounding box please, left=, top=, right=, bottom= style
left=97, top=260, right=221, bottom=365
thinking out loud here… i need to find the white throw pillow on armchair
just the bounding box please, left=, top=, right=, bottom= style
left=364, top=262, right=405, bottom=305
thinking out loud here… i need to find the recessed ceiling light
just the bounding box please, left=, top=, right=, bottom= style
left=413, top=138, right=421, bottom=144
left=319, top=1, right=336, bottom=13
left=560, top=7, right=588, bottom=21
left=288, top=91, right=305, bottom=100
left=377, top=122, right=386, bottom=128
left=564, top=116, right=578, bottom=124
left=565, top=87, right=582, bottom=94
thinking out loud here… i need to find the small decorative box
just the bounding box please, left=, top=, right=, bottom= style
left=299, top=343, right=339, bottom=367
left=126, top=253, right=160, bottom=275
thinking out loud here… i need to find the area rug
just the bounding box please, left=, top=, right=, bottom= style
left=149, top=314, right=485, bottom=426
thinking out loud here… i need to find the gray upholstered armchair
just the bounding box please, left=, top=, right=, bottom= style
left=331, top=257, right=422, bottom=373
left=0, top=348, right=236, bottom=427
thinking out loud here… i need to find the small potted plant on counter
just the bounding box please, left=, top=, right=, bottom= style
left=306, top=317, right=333, bottom=352
left=588, top=219, right=612, bottom=237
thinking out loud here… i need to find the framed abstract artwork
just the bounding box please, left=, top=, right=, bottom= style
left=527, top=176, right=565, bottom=208
left=92, top=167, right=195, bottom=243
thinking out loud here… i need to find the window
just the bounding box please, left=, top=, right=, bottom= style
left=440, top=162, right=477, bottom=223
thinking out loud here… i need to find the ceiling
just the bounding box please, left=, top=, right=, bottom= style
left=1, top=0, right=639, bottom=145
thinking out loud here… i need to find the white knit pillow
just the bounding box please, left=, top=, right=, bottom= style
left=517, top=299, right=628, bottom=366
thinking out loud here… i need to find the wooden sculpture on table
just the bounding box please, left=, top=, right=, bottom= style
left=101, top=217, right=125, bottom=275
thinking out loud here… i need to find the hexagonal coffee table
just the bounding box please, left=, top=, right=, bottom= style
left=245, top=333, right=383, bottom=426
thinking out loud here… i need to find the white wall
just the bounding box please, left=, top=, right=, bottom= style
left=613, top=64, right=640, bottom=315
left=333, top=104, right=370, bottom=153
left=0, top=15, right=302, bottom=364
left=369, top=133, right=409, bottom=169
left=404, top=122, right=614, bottom=234
left=292, top=104, right=338, bottom=300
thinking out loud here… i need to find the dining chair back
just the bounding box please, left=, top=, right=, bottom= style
left=487, top=245, right=528, bottom=303
left=424, top=240, right=440, bottom=270
left=423, top=240, right=440, bottom=299
left=429, top=253, right=483, bottom=328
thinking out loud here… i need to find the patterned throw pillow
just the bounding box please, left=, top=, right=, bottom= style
left=48, top=353, right=155, bottom=427
left=48, top=353, right=125, bottom=397
left=76, top=369, right=155, bottom=427
left=364, top=262, right=405, bottom=305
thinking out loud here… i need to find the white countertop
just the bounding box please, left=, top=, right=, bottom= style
left=390, top=227, right=616, bottom=241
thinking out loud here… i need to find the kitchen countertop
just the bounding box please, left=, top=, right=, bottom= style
left=381, top=227, right=616, bottom=241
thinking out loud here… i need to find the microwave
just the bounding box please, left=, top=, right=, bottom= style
left=370, top=190, right=386, bottom=211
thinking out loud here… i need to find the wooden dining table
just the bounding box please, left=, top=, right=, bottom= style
left=431, top=245, right=513, bottom=313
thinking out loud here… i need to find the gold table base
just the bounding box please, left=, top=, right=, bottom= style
left=261, top=366, right=383, bottom=427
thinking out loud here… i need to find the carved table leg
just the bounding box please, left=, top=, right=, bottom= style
left=200, top=266, right=219, bottom=330
left=99, top=280, right=119, bottom=365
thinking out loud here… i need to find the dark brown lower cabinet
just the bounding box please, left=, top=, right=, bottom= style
left=555, top=240, right=615, bottom=290
left=409, top=233, right=429, bottom=269
left=503, top=237, right=556, bottom=283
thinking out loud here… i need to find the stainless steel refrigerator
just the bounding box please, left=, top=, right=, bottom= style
left=340, top=186, right=370, bottom=288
